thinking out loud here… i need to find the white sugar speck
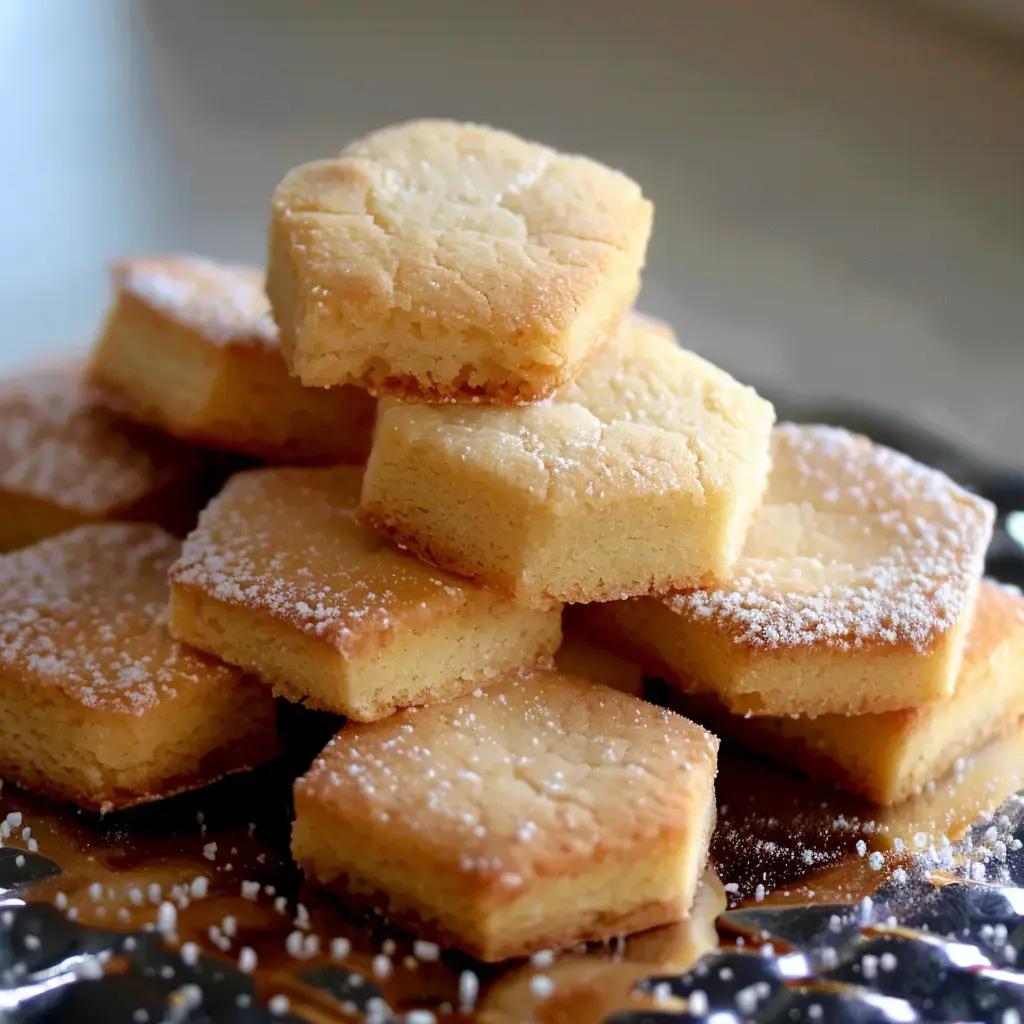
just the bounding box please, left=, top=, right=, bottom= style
left=156, top=902, right=177, bottom=937
left=530, top=975, right=555, bottom=1000
left=458, top=969, right=479, bottom=1009
left=413, top=939, right=440, bottom=962
left=268, top=994, right=290, bottom=1016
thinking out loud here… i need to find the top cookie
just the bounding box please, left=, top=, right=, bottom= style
left=268, top=119, right=653, bottom=401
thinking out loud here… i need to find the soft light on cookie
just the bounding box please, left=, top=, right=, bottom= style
left=358, top=315, right=775, bottom=606
left=292, top=670, right=718, bottom=961
left=88, top=256, right=376, bottom=462
left=0, top=363, right=204, bottom=553
left=579, top=423, right=996, bottom=717
left=168, top=465, right=561, bottom=721
left=0, top=523, right=278, bottom=813
left=267, top=119, right=653, bottom=401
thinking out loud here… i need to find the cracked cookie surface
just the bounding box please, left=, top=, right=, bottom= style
left=267, top=119, right=652, bottom=399
left=358, top=315, right=774, bottom=605
left=293, top=669, right=718, bottom=960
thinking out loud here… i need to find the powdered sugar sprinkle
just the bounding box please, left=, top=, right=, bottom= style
left=670, top=424, right=995, bottom=651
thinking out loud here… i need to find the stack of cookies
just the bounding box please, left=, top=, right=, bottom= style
left=0, top=119, right=1018, bottom=966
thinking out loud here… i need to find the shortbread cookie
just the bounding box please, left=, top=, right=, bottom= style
left=267, top=119, right=653, bottom=400
left=359, top=315, right=774, bottom=605
left=168, top=466, right=561, bottom=721
left=0, top=524, right=278, bottom=813
left=580, top=424, right=994, bottom=716
left=0, top=364, right=204, bottom=553
left=292, top=670, right=718, bottom=961
left=652, top=581, right=1024, bottom=805
left=88, top=256, right=376, bottom=462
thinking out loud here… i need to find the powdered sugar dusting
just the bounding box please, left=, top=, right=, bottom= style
left=115, top=256, right=278, bottom=348
left=0, top=367, right=200, bottom=513
left=0, top=523, right=240, bottom=713
left=170, top=467, right=472, bottom=651
left=297, top=670, right=717, bottom=881
left=671, top=424, right=995, bottom=651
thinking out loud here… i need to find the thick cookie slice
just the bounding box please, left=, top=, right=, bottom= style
left=89, top=256, right=376, bottom=462
left=579, top=424, right=994, bottom=717
left=640, top=581, right=1024, bottom=805
left=359, top=315, right=774, bottom=605
left=293, top=670, right=718, bottom=960
left=0, top=363, right=203, bottom=553
left=268, top=119, right=652, bottom=400
left=168, top=465, right=561, bottom=721
left=0, top=524, right=277, bottom=812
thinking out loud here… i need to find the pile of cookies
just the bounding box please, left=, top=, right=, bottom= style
left=0, top=120, right=1018, bottom=965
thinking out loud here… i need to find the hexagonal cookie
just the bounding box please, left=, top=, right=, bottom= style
left=292, top=670, right=718, bottom=960
left=579, top=424, right=996, bottom=717
left=268, top=119, right=652, bottom=401
left=168, top=465, right=561, bottom=721
left=359, top=315, right=775, bottom=605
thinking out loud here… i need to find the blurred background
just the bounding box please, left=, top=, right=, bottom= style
left=1, top=0, right=1022, bottom=470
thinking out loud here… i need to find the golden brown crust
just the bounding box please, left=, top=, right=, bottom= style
left=293, top=670, right=717, bottom=959
left=298, top=865, right=696, bottom=962
left=0, top=523, right=281, bottom=812
left=268, top=119, right=651, bottom=395
left=331, top=311, right=625, bottom=404
left=0, top=719, right=279, bottom=816
left=339, top=362, right=570, bottom=405
left=359, top=504, right=716, bottom=605
left=89, top=258, right=377, bottom=463
left=595, top=581, right=1024, bottom=804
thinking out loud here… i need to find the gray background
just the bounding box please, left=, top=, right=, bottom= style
left=1, top=0, right=1022, bottom=468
